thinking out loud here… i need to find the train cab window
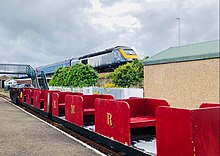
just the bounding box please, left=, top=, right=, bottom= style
left=113, top=49, right=119, bottom=56
left=123, top=49, right=136, bottom=55
left=113, top=49, right=121, bottom=61
left=81, top=59, right=88, bottom=65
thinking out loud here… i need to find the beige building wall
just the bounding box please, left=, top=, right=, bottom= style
left=144, top=58, right=220, bottom=109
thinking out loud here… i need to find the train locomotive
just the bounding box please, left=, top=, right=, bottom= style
left=37, top=46, right=138, bottom=75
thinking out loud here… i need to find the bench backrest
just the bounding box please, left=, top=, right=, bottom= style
left=54, top=92, right=83, bottom=103
left=43, top=90, right=60, bottom=112
left=83, top=94, right=114, bottom=109
left=199, top=103, right=220, bottom=108
left=21, top=88, right=27, bottom=102
left=58, top=92, right=73, bottom=103
left=44, top=90, right=60, bottom=103
left=120, top=99, right=146, bottom=117
left=95, top=99, right=131, bottom=145
left=26, top=88, right=38, bottom=104
left=27, top=88, right=34, bottom=96
left=34, top=89, right=46, bottom=99
left=65, top=94, right=113, bottom=127
left=119, top=98, right=169, bottom=117
left=156, top=106, right=220, bottom=156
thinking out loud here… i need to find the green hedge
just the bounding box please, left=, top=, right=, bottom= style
left=110, top=60, right=144, bottom=88
left=49, top=63, right=98, bottom=87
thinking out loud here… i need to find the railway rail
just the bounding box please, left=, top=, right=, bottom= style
left=0, top=93, right=122, bottom=156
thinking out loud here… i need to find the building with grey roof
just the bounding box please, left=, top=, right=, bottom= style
left=143, top=40, right=219, bottom=108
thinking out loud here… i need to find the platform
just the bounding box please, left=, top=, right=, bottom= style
left=0, top=97, right=101, bottom=156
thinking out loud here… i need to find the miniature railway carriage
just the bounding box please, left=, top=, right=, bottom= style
left=95, top=98, right=170, bottom=145
left=51, top=92, right=83, bottom=117
left=4, top=56, right=219, bottom=155
left=156, top=104, right=220, bottom=156
left=9, top=87, right=220, bottom=156
left=65, top=94, right=114, bottom=127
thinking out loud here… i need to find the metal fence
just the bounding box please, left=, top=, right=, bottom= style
left=49, top=86, right=143, bottom=99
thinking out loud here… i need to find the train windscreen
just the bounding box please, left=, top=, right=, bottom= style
left=123, top=49, right=136, bottom=55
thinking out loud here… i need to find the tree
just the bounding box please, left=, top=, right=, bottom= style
left=49, top=63, right=98, bottom=87
left=110, top=60, right=144, bottom=88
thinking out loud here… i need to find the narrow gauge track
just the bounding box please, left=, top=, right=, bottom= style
left=0, top=94, right=122, bottom=156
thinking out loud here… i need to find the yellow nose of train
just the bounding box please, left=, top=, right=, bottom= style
left=119, top=49, right=139, bottom=60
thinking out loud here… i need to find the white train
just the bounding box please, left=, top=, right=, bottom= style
left=37, top=46, right=138, bottom=75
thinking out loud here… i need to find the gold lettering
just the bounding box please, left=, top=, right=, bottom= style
left=107, top=113, right=113, bottom=126
left=53, top=101, right=56, bottom=109
left=71, top=104, right=75, bottom=114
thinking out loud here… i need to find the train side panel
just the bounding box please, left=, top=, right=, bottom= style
left=37, top=60, right=70, bottom=75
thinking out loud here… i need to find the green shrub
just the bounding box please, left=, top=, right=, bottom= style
left=49, top=63, right=98, bottom=87
left=110, top=60, right=144, bottom=88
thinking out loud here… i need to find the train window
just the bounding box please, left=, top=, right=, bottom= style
left=123, top=49, right=136, bottom=55
left=81, top=59, right=88, bottom=65
left=71, top=60, right=80, bottom=66
left=113, top=49, right=121, bottom=61
left=113, top=49, right=119, bottom=56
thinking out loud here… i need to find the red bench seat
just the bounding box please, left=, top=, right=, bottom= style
left=84, top=108, right=95, bottom=115
left=130, top=116, right=156, bottom=128
left=95, top=97, right=170, bottom=145
left=26, top=88, right=37, bottom=105
left=21, top=88, right=27, bottom=103
left=43, top=90, right=60, bottom=113
left=65, top=94, right=114, bottom=127
left=156, top=103, right=220, bottom=156
left=33, top=89, right=46, bottom=109
left=59, top=103, right=65, bottom=108
left=52, top=92, right=83, bottom=117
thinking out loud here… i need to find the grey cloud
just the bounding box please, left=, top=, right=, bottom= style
left=99, top=0, right=123, bottom=7
left=0, top=0, right=94, bottom=66
left=130, top=0, right=219, bottom=56
left=0, top=0, right=218, bottom=68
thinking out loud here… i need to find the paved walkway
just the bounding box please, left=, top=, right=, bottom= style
left=0, top=98, right=101, bottom=156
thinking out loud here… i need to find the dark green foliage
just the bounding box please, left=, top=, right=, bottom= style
left=110, top=60, right=144, bottom=88
left=49, top=64, right=98, bottom=87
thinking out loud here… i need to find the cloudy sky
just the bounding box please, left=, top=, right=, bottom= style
left=0, top=0, right=219, bottom=67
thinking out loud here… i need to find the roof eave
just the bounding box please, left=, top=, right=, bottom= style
left=142, top=52, right=220, bottom=66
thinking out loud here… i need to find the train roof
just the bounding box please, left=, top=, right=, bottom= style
left=37, top=59, right=71, bottom=69
left=78, top=46, right=133, bottom=59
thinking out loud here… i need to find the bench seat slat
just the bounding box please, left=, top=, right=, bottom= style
left=130, top=116, right=156, bottom=128
left=59, top=103, right=65, bottom=108
left=84, top=108, right=95, bottom=115
left=40, top=98, right=44, bottom=102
